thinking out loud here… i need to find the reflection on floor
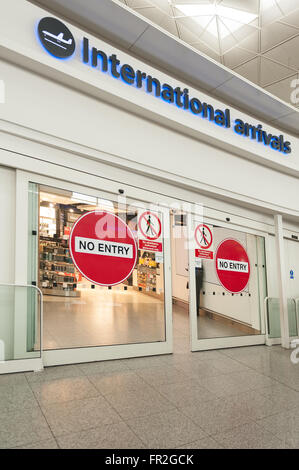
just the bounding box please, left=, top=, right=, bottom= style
left=43, top=288, right=165, bottom=350
left=43, top=289, right=253, bottom=350
left=197, top=312, right=249, bottom=339
left=173, top=305, right=250, bottom=348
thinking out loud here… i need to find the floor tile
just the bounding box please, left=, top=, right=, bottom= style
left=0, top=407, right=52, bottom=449
left=88, top=370, right=150, bottom=395
left=257, top=407, right=299, bottom=448
left=105, top=387, right=175, bottom=420
left=14, top=438, right=59, bottom=449
left=272, top=374, right=299, bottom=391
left=25, top=364, right=83, bottom=383
left=193, top=350, right=227, bottom=362
left=57, top=422, right=144, bottom=449
left=126, top=409, right=206, bottom=448
left=0, top=383, right=38, bottom=413
left=0, top=373, right=27, bottom=387
left=122, top=355, right=170, bottom=370
left=198, top=373, right=250, bottom=397
left=174, top=359, right=223, bottom=379
left=230, top=387, right=299, bottom=421
left=180, top=397, right=254, bottom=435
left=179, top=437, right=223, bottom=449
left=261, top=384, right=299, bottom=409
left=221, top=346, right=271, bottom=361
left=208, top=358, right=251, bottom=374
left=135, top=365, right=189, bottom=386
left=213, top=422, right=286, bottom=449
left=153, top=380, right=218, bottom=407
left=77, top=359, right=130, bottom=376
left=30, top=376, right=99, bottom=405
left=41, top=395, right=122, bottom=436
left=230, top=370, right=277, bottom=390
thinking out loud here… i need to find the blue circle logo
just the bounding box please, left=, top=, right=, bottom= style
left=38, top=17, right=75, bottom=59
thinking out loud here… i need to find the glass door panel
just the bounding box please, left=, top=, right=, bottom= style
left=26, top=181, right=172, bottom=365
left=189, top=215, right=267, bottom=350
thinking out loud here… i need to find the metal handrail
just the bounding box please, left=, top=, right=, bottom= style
left=264, top=296, right=298, bottom=345
left=0, top=283, right=43, bottom=360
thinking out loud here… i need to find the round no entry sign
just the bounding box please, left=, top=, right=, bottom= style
left=215, top=239, right=250, bottom=293
left=69, top=211, right=137, bottom=286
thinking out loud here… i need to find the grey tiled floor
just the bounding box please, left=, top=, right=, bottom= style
left=1, top=309, right=299, bottom=449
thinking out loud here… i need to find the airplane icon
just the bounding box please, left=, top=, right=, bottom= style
left=42, top=30, right=73, bottom=49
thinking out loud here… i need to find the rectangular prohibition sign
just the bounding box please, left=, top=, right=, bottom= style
left=75, top=236, right=133, bottom=258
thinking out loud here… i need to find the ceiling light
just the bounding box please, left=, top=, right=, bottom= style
left=175, top=3, right=257, bottom=39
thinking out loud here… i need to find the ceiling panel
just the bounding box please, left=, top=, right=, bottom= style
left=264, top=35, right=299, bottom=70
left=265, top=73, right=298, bottom=105
left=130, top=24, right=234, bottom=91
left=213, top=75, right=292, bottom=121
left=261, top=21, right=298, bottom=51
left=233, top=57, right=260, bottom=85
left=224, top=46, right=257, bottom=69
left=260, top=56, right=295, bottom=86
left=123, top=0, right=299, bottom=108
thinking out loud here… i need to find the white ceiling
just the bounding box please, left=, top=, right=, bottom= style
left=118, top=0, right=299, bottom=108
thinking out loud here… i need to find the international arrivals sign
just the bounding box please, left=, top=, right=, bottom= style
left=36, top=17, right=292, bottom=155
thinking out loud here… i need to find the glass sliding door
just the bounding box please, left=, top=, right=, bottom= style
left=188, top=214, right=267, bottom=350
left=25, top=178, right=172, bottom=366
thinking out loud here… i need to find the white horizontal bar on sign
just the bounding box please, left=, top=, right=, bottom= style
left=217, top=258, right=249, bottom=273
left=75, top=236, right=133, bottom=258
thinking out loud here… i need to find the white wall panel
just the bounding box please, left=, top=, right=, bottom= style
left=1, top=58, right=299, bottom=214
left=0, top=166, right=16, bottom=359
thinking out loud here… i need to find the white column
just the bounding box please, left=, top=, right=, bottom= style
left=274, top=214, right=290, bottom=349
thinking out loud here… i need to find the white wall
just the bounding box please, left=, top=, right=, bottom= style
left=1, top=58, right=299, bottom=216
left=265, top=235, right=299, bottom=300
left=171, top=219, right=189, bottom=303
left=0, top=166, right=16, bottom=359
left=284, top=238, right=299, bottom=299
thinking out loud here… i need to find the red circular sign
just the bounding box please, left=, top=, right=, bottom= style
left=215, top=239, right=250, bottom=293
left=138, top=211, right=162, bottom=240
left=69, top=211, right=137, bottom=286
left=195, top=224, right=213, bottom=250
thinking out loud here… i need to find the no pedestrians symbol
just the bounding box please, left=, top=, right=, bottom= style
left=194, top=224, right=214, bottom=260
left=138, top=211, right=162, bottom=241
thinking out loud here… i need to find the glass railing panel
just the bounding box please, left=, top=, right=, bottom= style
left=267, top=297, right=298, bottom=338
left=0, top=285, right=41, bottom=361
